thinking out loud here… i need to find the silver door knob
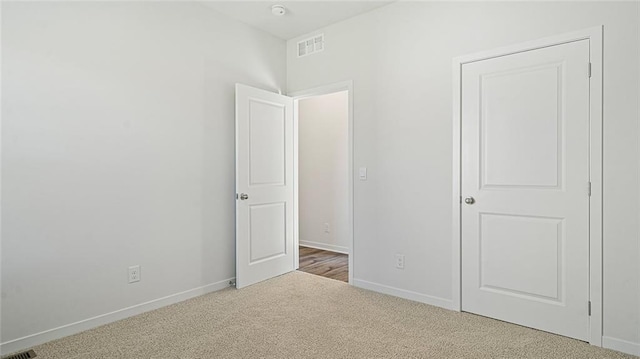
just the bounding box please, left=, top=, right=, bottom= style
left=239, top=193, right=249, bottom=200
left=464, top=197, right=475, bottom=205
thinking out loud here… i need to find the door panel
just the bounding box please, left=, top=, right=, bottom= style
left=479, top=213, right=563, bottom=302
left=249, top=99, right=286, bottom=186
left=461, top=40, right=590, bottom=340
left=236, top=84, right=294, bottom=289
left=481, top=63, right=562, bottom=189
left=249, top=202, right=287, bottom=264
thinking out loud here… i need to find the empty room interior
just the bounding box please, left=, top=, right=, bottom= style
left=1, top=1, right=639, bottom=358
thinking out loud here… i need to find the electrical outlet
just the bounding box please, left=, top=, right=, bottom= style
left=128, top=265, right=141, bottom=283
left=324, top=222, right=330, bottom=233
left=395, top=254, right=405, bottom=269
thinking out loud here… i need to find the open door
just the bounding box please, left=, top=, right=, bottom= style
left=235, top=84, right=294, bottom=289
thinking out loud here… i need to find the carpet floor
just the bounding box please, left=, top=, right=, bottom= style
left=15, top=271, right=637, bottom=359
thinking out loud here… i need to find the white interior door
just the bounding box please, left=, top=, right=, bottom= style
left=236, top=84, right=294, bottom=289
left=461, top=40, right=591, bottom=340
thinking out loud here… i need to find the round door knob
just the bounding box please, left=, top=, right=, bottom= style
left=464, top=197, right=475, bottom=205
left=240, top=193, right=249, bottom=200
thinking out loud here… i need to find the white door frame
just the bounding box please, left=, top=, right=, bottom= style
left=451, top=26, right=603, bottom=346
left=289, top=81, right=354, bottom=285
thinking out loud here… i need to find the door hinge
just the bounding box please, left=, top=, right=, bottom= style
left=588, top=182, right=592, bottom=197
left=588, top=62, right=592, bottom=78
left=588, top=301, right=591, bottom=316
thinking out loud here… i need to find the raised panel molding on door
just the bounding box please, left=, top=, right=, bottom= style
left=478, top=213, right=565, bottom=304
left=452, top=27, right=604, bottom=346
left=236, top=84, right=294, bottom=289
left=480, top=62, right=564, bottom=190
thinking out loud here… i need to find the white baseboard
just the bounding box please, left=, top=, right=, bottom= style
left=0, top=277, right=234, bottom=356
left=603, top=336, right=640, bottom=356
left=299, top=241, right=349, bottom=254
left=353, top=278, right=452, bottom=310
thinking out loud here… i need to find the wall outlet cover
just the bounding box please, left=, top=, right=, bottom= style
left=128, top=265, right=141, bottom=283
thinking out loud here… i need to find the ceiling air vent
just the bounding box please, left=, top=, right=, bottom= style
left=297, top=34, right=324, bottom=58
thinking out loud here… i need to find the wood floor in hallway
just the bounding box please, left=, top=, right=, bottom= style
left=298, top=246, right=348, bottom=283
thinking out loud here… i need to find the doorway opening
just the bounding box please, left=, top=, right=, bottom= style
left=292, top=82, right=354, bottom=284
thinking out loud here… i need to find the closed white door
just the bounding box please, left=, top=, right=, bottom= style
left=461, top=40, right=590, bottom=340
left=236, top=84, right=294, bottom=289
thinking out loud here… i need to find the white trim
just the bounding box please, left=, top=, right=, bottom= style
left=451, top=56, right=462, bottom=313
left=299, top=242, right=349, bottom=255
left=0, top=278, right=234, bottom=356
left=292, top=97, right=301, bottom=271
left=638, top=5, right=640, bottom=353
left=602, top=336, right=640, bottom=356
left=289, top=81, right=355, bottom=285
left=0, top=3, right=4, bottom=351
left=451, top=26, right=604, bottom=346
left=353, top=279, right=453, bottom=310
left=453, top=26, right=603, bottom=65
left=288, top=81, right=353, bottom=98
left=587, top=26, right=604, bottom=348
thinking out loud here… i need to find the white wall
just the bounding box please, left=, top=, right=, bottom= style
left=1, top=1, right=285, bottom=353
left=298, top=91, right=349, bottom=253
left=287, top=2, right=640, bottom=354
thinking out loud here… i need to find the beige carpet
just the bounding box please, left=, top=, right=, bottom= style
left=12, top=271, right=636, bottom=359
